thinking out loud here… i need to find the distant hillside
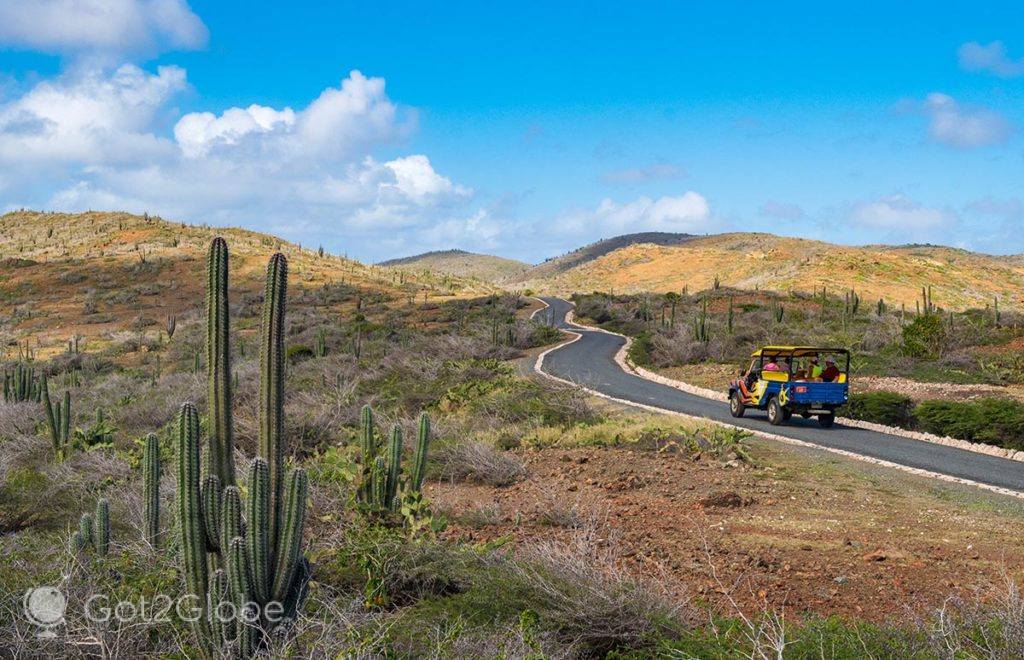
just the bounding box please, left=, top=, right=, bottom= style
left=513, top=232, right=698, bottom=283
left=379, top=249, right=530, bottom=282
left=522, top=232, right=1024, bottom=311
left=0, top=211, right=492, bottom=357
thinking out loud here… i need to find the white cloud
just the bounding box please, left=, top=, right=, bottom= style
left=0, top=64, right=185, bottom=165
left=849, top=195, right=956, bottom=231
left=760, top=200, right=805, bottom=220
left=958, top=41, right=1024, bottom=78
left=0, top=0, right=207, bottom=56
left=600, top=162, right=684, bottom=184
left=922, top=93, right=1012, bottom=148
left=559, top=192, right=714, bottom=236
left=173, top=71, right=412, bottom=163
left=174, top=105, right=296, bottom=158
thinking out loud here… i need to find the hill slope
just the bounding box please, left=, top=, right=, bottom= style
left=0, top=210, right=492, bottom=358
left=514, top=232, right=698, bottom=283
left=523, top=232, right=1024, bottom=310
left=379, top=249, right=530, bottom=282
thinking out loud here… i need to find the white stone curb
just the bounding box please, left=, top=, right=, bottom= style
left=529, top=298, right=1024, bottom=500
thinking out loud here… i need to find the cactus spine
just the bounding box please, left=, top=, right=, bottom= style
left=143, top=433, right=160, bottom=547
left=206, top=237, right=235, bottom=486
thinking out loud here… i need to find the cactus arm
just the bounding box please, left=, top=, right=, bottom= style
left=78, top=513, right=93, bottom=549
left=385, top=426, right=403, bottom=511
left=206, top=237, right=235, bottom=486
left=201, top=475, right=223, bottom=554
left=359, top=405, right=376, bottom=501
left=209, top=568, right=227, bottom=647
left=220, top=486, right=244, bottom=556
left=410, top=413, right=431, bottom=494
left=226, top=537, right=255, bottom=657
left=143, top=433, right=161, bottom=547
left=271, top=469, right=308, bottom=603
left=41, top=376, right=59, bottom=457
left=175, top=403, right=210, bottom=640
left=372, top=456, right=387, bottom=509
left=94, top=499, right=110, bottom=556
left=246, top=458, right=271, bottom=603
left=258, top=253, right=287, bottom=560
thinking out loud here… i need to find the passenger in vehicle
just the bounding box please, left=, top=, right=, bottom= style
left=763, top=358, right=780, bottom=372
left=821, top=358, right=840, bottom=382
left=808, top=356, right=823, bottom=380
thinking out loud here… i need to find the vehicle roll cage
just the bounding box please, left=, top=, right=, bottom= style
left=750, top=346, right=851, bottom=376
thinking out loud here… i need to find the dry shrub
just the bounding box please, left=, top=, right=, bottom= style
left=436, top=440, right=527, bottom=487
left=489, top=523, right=687, bottom=656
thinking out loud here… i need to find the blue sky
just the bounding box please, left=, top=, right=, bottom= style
left=1, top=1, right=1023, bottom=262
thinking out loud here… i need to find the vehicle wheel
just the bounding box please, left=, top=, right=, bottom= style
left=818, top=413, right=835, bottom=428
left=767, top=397, right=785, bottom=426
left=729, top=392, right=746, bottom=418
left=782, top=408, right=793, bottom=421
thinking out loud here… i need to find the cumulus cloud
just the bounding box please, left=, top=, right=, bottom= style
left=557, top=192, right=714, bottom=237
left=0, top=63, right=185, bottom=165
left=760, top=200, right=805, bottom=220
left=0, top=0, right=207, bottom=56
left=849, top=195, right=956, bottom=232
left=600, top=162, right=685, bottom=184
left=958, top=41, right=1024, bottom=78
left=173, top=71, right=411, bottom=162
left=921, top=93, right=1012, bottom=148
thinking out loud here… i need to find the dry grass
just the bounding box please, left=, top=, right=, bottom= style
left=436, top=440, right=528, bottom=487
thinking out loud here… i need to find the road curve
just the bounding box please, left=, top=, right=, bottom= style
left=536, top=296, right=1024, bottom=494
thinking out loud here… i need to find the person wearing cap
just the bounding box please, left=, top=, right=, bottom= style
left=821, top=358, right=840, bottom=382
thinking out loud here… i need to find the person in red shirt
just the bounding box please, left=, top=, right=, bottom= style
left=821, top=358, right=841, bottom=382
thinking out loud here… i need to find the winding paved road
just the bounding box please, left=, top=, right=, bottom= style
left=536, top=296, right=1024, bottom=494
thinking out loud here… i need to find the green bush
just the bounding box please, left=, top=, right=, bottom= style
left=915, top=397, right=1024, bottom=449
left=287, top=343, right=314, bottom=362
left=842, top=391, right=915, bottom=427
left=627, top=332, right=654, bottom=367
left=901, top=314, right=947, bottom=358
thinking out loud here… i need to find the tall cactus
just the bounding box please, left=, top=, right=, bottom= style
left=359, top=405, right=376, bottom=501
left=357, top=409, right=432, bottom=513
left=143, top=433, right=161, bottom=547
left=42, top=377, right=71, bottom=459
left=385, top=426, right=403, bottom=510
left=410, top=413, right=431, bottom=495
left=94, top=499, right=110, bottom=556
left=158, top=245, right=309, bottom=657
left=175, top=402, right=210, bottom=642
left=259, top=253, right=287, bottom=556
left=206, top=237, right=235, bottom=486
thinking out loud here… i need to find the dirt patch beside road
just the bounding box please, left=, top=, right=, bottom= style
left=431, top=432, right=1024, bottom=624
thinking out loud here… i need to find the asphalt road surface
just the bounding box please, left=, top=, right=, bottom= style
left=536, top=296, right=1024, bottom=494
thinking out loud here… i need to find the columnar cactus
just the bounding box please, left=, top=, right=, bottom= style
left=143, top=433, right=160, bottom=547
left=410, top=413, right=431, bottom=494
left=206, top=237, right=235, bottom=486
left=3, top=363, right=41, bottom=403
left=169, top=246, right=308, bottom=657
left=358, top=405, right=376, bottom=500
left=94, top=499, right=110, bottom=556
left=259, top=253, right=287, bottom=552
left=41, top=377, right=71, bottom=459
left=356, top=407, right=432, bottom=513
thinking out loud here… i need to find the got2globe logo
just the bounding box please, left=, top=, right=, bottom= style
left=23, top=587, right=67, bottom=638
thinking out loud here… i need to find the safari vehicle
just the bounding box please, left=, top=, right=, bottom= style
left=728, top=346, right=850, bottom=428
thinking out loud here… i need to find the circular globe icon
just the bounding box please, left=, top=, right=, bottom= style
left=23, top=586, right=66, bottom=633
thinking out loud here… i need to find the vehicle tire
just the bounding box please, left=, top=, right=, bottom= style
left=729, top=392, right=746, bottom=418
left=767, top=397, right=785, bottom=426
left=782, top=408, right=793, bottom=421
left=818, top=413, right=835, bottom=428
